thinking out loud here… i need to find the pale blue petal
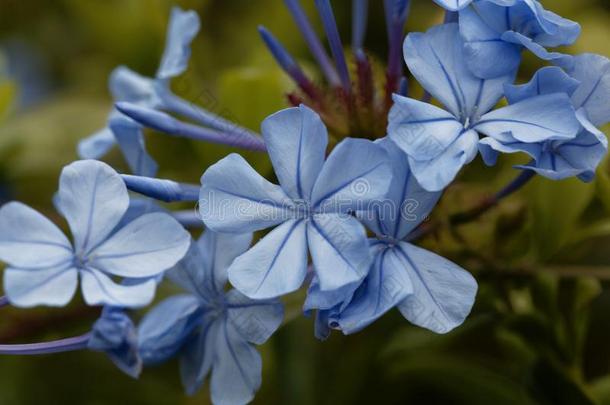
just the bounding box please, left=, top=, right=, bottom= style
left=81, top=268, right=157, bottom=307
left=89, top=212, right=191, bottom=278
left=0, top=202, right=73, bottom=268
left=199, top=154, right=296, bottom=233
left=357, top=138, right=442, bottom=239
left=210, top=320, right=262, bottom=405
left=109, top=115, right=158, bottom=177
left=228, top=219, right=308, bottom=299
left=501, top=31, right=574, bottom=69
left=57, top=160, right=129, bottom=254
left=308, top=214, right=371, bottom=292
left=396, top=242, right=477, bottom=334
left=432, top=0, right=474, bottom=11
left=4, top=265, right=78, bottom=308
left=89, top=308, right=142, bottom=378
left=408, top=130, right=479, bottom=192
left=303, top=275, right=357, bottom=312
left=109, top=66, right=159, bottom=106
left=478, top=135, right=541, bottom=166
left=261, top=105, right=327, bottom=200
left=403, top=23, right=512, bottom=117
left=311, top=138, right=392, bottom=213
left=77, top=127, right=116, bottom=160
left=388, top=95, right=463, bottom=161
left=569, top=53, right=610, bottom=127
left=475, top=93, right=580, bottom=142
left=504, top=66, right=580, bottom=104
left=180, top=321, right=216, bottom=396
left=138, top=294, right=203, bottom=364
left=332, top=246, right=413, bottom=334
left=226, top=289, right=284, bottom=345
left=533, top=8, right=581, bottom=47
left=156, top=7, right=200, bottom=80
left=198, top=230, right=253, bottom=294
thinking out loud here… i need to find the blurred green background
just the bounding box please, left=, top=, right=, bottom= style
left=1, top=0, right=610, bottom=404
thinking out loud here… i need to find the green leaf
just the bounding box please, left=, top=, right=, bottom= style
left=528, top=176, right=595, bottom=261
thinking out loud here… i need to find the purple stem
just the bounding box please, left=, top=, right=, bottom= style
left=121, top=175, right=200, bottom=203
left=284, top=0, right=341, bottom=87
left=115, top=102, right=266, bottom=152
left=0, top=333, right=91, bottom=355
left=315, top=0, right=352, bottom=92
left=352, top=0, right=369, bottom=51
left=0, top=296, right=8, bottom=308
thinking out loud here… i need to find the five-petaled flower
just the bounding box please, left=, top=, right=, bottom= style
left=199, top=104, right=392, bottom=301
left=138, top=230, right=283, bottom=405
left=0, top=160, right=190, bottom=308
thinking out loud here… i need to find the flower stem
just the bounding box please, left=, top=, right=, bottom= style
left=0, top=333, right=91, bottom=355
left=171, top=210, right=203, bottom=228
left=0, top=296, right=8, bottom=308
left=121, top=175, right=200, bottom=202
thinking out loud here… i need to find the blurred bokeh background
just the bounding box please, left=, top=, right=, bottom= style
left=1, top=0, right=610, bottom=404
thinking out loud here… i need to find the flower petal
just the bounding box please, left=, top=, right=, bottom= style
left=308, top=214, right=371, bottom=292
left=4, top=265, right=78, bottom=308
left=228, top=219, right=308, bottom=299
left=180, top=321, right=216, bottom=396
left=261, top=105, right=328, bottom=201
left=109, top=66, right=158, bottom=106
left=81, top=268, right=156, bottom=308
left=210, top=320, right=262, bottom=405
left=504, top=66, right=580, bottom=104
left=408, top=130, right=479, bottom=192
left=569, top=53, right=610, bottom=127
left=57, top=160, right=129, bottom=254
left=77, top=127, right=116, bottom=160
left=109, top=114, right=158, bottom=177
left=357, top=139, right=442, bottom=239
left=332, top=246, right=413, bottom=334
left=311, top=138, right=391, bottom=213
left=156, top=7, right=200, bottom=80
left=199, top=153, right=296, bottom=233
left=0, top=202, right=73, bottom=268
left=138, top=294, right=203, bottom=364
left=475, top=93, right=580, bottom=142
left=226, top=289, right=284, bottom=344
left=432, top=0, right=474, bottom=11
left=395, top=242, right=477, bottom=334
left=90, top=212, right=190, bottom=278
left=404, top=23, right=512, bottom=117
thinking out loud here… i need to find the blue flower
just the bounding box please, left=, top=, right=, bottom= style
left=0, top=160, right=190, bottom=308
left=138, top=230, right=283, bottom=404
left=77, top=7, right=200, bottom=175
left=199, top=105, right=392, bottom=300
left=388, top=23, right=581, bottom=191
left=88, top=307, right=142, bottom=378
left=479, top=58, right=609, bottom=181
left=315, top=139, right=478, bottom=337
left=458, top=0, right=580, bottom=78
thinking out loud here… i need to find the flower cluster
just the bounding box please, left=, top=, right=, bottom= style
left=0, top=2, right=609, bottom=405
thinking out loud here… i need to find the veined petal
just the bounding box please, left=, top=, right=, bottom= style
left=228, top=219, right=308, bottom=300
left=180, top=320, right=216, bottom=396
left=311, top=138, right=391, bottom=213
left=388, top=95, right=464, bottom=160
left=432, top=0, right=474, bottom=11
left=261, top=105, right=327, bottom=200
left=156, top=7, right=200, bottom=80
left=57, top=160, right=129, bottom=255
left=89, top=212, right=190, bottom=278
left=475, top=93, right=580, bottom=142
left=199, top=154, right=296, bottom=233
left=80, top=268, right=156, bottom=307
left=504, top=66, right=580, bottom=104
left=408, top=130, right=479, bottom=192
left=77, top=127, right=116, bottom=160
left=357, top=138, right=442, bottom=239
left=109, top=115, right=158, bottom=177
left=332, top=245, right=413, bottom=334
left=0, top=202, right=73, bottom=268
left=501, top=31, right=574, bottom=69
left=4, top=265, right=78, bottom=308
left=210, top=320, right=262, bottom=405
left=138, top=294, right=203, bottom=365
left=308, top=214, right=371, bottom=292
left=303, top=275, right=357, bottom=312
left=395, top=242, right=477, bottom=334
left=478, top=136, right=541, bottom=166
left=569, top=53, right=610, bottom=127
left=404, top=23, right=512, bottom=118
left=226, top=289, right=284, bottom=345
